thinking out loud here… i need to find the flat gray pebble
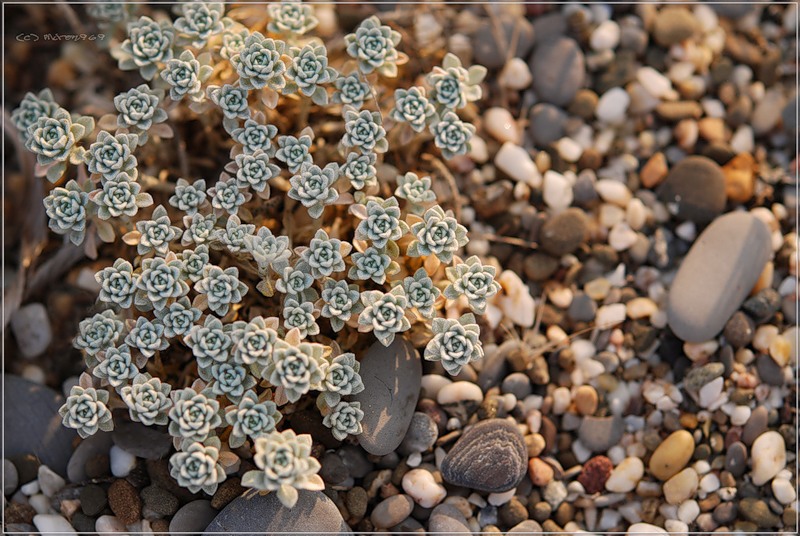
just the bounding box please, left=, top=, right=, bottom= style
left=742, top=406, right=769, bottom=445
left=398, top=412, right=438, bottom=455
left=539, top=208, right=588, bottom=257
left=174, top=500, right=219, bottom=535
left=429, top=503, right=471, bottom=535
left=529, top=103, right=567, bottom=146
left=472, top=17, right=535, bottom=70
left=370, top=494, right=414, bottom=529
left=578, top=415, right=624, bottom=453
left=4, top=459, right=19, bottom=495
left=112, top=421, right=172, bottom=460
left=725, top=441, right=748, bottom=478
left=658, top=156, right=726, bottom=224
left=530, top=37, right=585, bottom=106
left=67, top=432, right=112, bottom=483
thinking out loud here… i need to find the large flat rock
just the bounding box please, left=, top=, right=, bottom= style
left=668, top=212, right=771, bottom=342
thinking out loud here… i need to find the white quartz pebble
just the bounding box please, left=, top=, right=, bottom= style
left=402, top=468, right=446, bottom=508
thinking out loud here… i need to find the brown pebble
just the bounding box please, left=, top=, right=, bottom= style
left=210, top=477, right=244, bottom=510
left=4, top=502, right=36, bottom=525
left=499, top=497, right=528, bottom=528
left=656, top=101, right=703, bottom=122
left=722, top=152, right=756, bottom=203
left=569, top=89, right=598, bottom=120
left=345, top=487, right=368, bottom=521
left=528, top=458, right=554, bottom=486
left=151, top=518, right=170, bottom=536
left=108, top=479, right=142, bottom=526
left=698, top=117, right=726, bottom=143
left=574, top=386, right=598, bottom=416
left=640, top=152, right=668, bottom=188
left=578, top=456, right=613, bottom=494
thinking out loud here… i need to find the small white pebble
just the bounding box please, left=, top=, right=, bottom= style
left=552, top=387, right=571, bottom=415
left=730, top=406, right=751, bottom=426
left=406, top=452, right=422, bottom=467
left=33, top=514, right=76, bottom=534
left=596, top=87, right=630, bottom=124
left=596, top=303, right=627, bottom=328
left=468, top=135, right=489, bottom=163
left=699, top=473, right=720, bottom=494
left=608, top=222, right=638, bottom=251
left=37, top=465, right=65, bottom=497
left=677, top=500, right=700, bottom=524
left=498, top=58, right=532, bottom=90
left=402, top=468, right=446, bottom=508
left=494, top=142, right=542, bottom=188
left=637, top=67, right=672, bottom=99
left=487, top=488, right=516, bottom=506
left=590, top=20, right=620, bottom=50
left=95, top=515, right=128, bottom=533
left=595, top=179, right=632, bottom=206
left=29, top=494, right=52, bottom=515
left=484, top=107, right=521, bottom=144
left=543, top=170, right=574, bottom=210
left=437, top=381, right=483, bottom=405
left=772, top=478, right=797, bottom=505
left=556, top=137, right=583, bottom=163
left=20, top=480, right=40, bottom=496
left=110, top=445, right=137, bottom=478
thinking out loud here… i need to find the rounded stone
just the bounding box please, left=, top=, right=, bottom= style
left=398, top=412, right=438, bottom=455
left=574, top=386, right=599, bottom=416
left=370, top=494, right=414, bottom=529
left=578, top=456, right=613, bottom=493
left=724, top=441, right=747, bottom=477
left=429, top=503, right=471, bottom=534
left=539, top=208, right=588, bottom=257
left=107, top=479, right=141, bottom=526
left=750, top=431, right=786, bottom=486
left=530, top=37, right=585, bottom=106
left=653, top=7, right=698, bottom=47
left=742, top=406, right=769, bottom=445
left=441, top=419, right=527, bottom=493
left=649, top=430, right=695, bottom=481
left=528, top=103, right=567, bottom=146
left=658, top=156, right=726, bottom=224
left=472, top=17, right=535, bottom=70
left=605, top=457, right=645, bottom=493
left=723, top=311, right=755, bottom=348
left=578, top=415, right=624, bottom=453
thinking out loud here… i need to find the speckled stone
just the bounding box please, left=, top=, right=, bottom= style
left=429, top=503, right=471, bottom=533
left=530, top=37, right=585, bottom=106
left=684, top=363, right=725, bottom=391
left=540, top=208, right=588, bottom=257
left=441, top=419, right=527, bottom=493
left=723, top=311, right=755, bottom=348
left=742, top=406, right=769, bottom=446
left=658, top=156, right=726, bottom=224
left=739, top=498, right=781, bottom=528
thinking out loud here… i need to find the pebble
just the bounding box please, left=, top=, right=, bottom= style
left=637, top=67, right=672, bottom=99
left=95, top=515, right=127, bottom=533
left=441, top=419, right=527, bottom=493
left=574, top=385, right=598, bottom=416
left=590, top=20, right=620, bottom=51
left=509, top=520, right=544, bottom=533
left=725, top=441, right=747, bottom=477
left=79, top=484, right=108, bottom=517
left=141, top=485, right=179, bottom=517
left=723, top=311, right=755, bottom=348
left=656, top=101, right=703, bottom=122
left=578, top=456, right=613, bottom=493
left=663, top=468, right=698, bottom=505
left=108, top=478, right=141, bottom=525
left=498, top=58, right=532, bottom=90
left=109, top=445, right=137, bottom=478
left=495, top=142, right=541, bottom=188
left=530, top=37, right=585, bottom=106
left=401, top=468, right=446, bottom=508
left=752, top=88, right=786, bottom=135
left=4, top=459, right=19, bottom=495
left=353, top=338, right=421, bottom=456
left=595, top=179, right=632, bottom=207
left=371, top=494, right=414, bottom=529
left=32, top=514, right=76, bottom=535
left=539, top=208, right=588, bottom=256
left=658, top=156, right=726, bottom=224
left=398, top=412, right=438, bottom=455
left=595, top=304, right=627, bottom=328
left=37, top=465, right=65, bottom=498
left=596, top=87, right=630, bottom=124
left=5, top=376, right=76, bottom=476
left=750, top=431, right=786, bottom=486
left=569, top=89, right=598, bottom=119
left=529, top=103, right=566, bottom=146
left=667, top=212, right=771, bottom=342
left=605, top=457, right=644, bottom=493
left=10, top=303, right=52, bottom=359
left=497, top=270, right=536, bottom=328
left=649, top=430, right=694, bottom=481
left=772, top=477, right=796, bottom=505
left=568, top=293, right=597, bottom=322
left=653, top=7, right=697, bottom=46
left=628, top=522, right=667, bottom=535
left=608, top=222, right=638, bottom=251
left=742, top=406, right=769, bottom=445
left=739, top=497, right=781, bottom=528
left=543, top=170, right=573, bottom=211
left=437, top=381, right=483, bottom=405
left=428, top=503, right=472, bottom=534
left=528, top=457, right=554, bottom=486
left=112, top=421, right=172, bottom=460
left=472, top=17, right=535, bottom=70
left=484, top=107, right=521, bottom=144
left=577, top=415, right=624, bottom=453
left=684, top=363, right=724, bottom=391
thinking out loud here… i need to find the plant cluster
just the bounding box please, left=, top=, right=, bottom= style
left=17, top=1, right=493, bottom=508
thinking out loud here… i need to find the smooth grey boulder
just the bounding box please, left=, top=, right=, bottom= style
left=3, top=375, right=76, bottom=476
left=530, top=37, right=585, bottom=106
left=668, top=212, right=771, bottom=342
left=352, top=338, right=421, bottom=456
left=203, top=491, right=350, bottom=535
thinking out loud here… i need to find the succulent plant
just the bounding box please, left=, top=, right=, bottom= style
left=267, top=0, right=318, bottom=35
left=282, top=298, right=319, bottom=339
left=244, top=226, right=291, bottom=275
left=231, top=119, right=278, bottom=155
left=320, top=280, right=362, bottom=333
left=233, top=151, right=280, bottom=194
left=155, top=297, right=202, bottom=338
left=87, top=1, right=131, bottom=28
left=225, top=390, right=281, bottom=448
left=220, top=28, right=249, bottom=60
left=288, top=163, right=339, bottom=219
left=208, top=175, right=250, bottom=215
left=284, top=43, right=337, bottom=106
left=59, top=386, right=114, bottom=438
left=135, top=205, right=182, bottom=256
left=241, top=429, right=324, bottom=508
left=430, top=111, right=475, bottom=160
left=427, top=53, right=486, bottom=111
left=168, top=388, right=222, bottom=442
left=185, top=315, right=232, bottom=372
left=96, top=259, right=139, bottom=309
left=194, top=265, right=248, bottom=316
left=341, top=106, right=387, bottom=153
left=209, top=361, right=256, bottom=403
left=11, top=89, right=59, bottom=143
left=394, top=171, right=436, bottom=213
left=74, top=310, right=125, bottom=358
left=345, top=15, right=403, bottom=77
left=391, top=86, right=436, bottom=132
left=275, top=266, right=315, bottom=299
left=208, top=84, right=250, bottom=131
left=407, top=204, right=469, bottom=264
left=25, top=108, right=91, bottom=172
left=332, top=73, right=371, bottom=109
left=114, top=16, right=175, bottom=80
left=341, top=151, right=377, bottom=190
left=85, top=130, right=139, bottom=181
left=182, top=212, right=218, bottom=246
left=443, top=255, right=500, bottom=315
left=125, top=316, right=169, bottom=358
left=170, top=178, right=207, bottom=216
left=274, top=134, right=313, bottom=173
left=298, top=229, right=350, bottom=279
left=230, top=316, right=278, bottom=367
left=349, top=247, right=392, bottom=285
left=43, top=179, right=89, bottom=245
left=135, top=256, right=190, bottom=310
left=173, top=1, right=225, bottom=47
left=424, top=313, right=483, bottom=376
left=217, top=214, right=256, bottom=253
left=93, top=344, right=139, bottom=388
left=262, top=334, right=327, bottom=403
left=354, top=196, right=407, bottom=249
left=231, top=32, right=287, bottom=92
left=120, top=373, right=173, bottom=426
left=114, top=85, right=168, bottom=141
left=180, top=245, right=211, bottom=283
left=169, top=436, right=226, bottom=494
left=358, top=286, right=411, bottom=346
left=319, top=352, right=364, bottom=407
left=161, top=50, right=213, bottom=102
left=323, top=401, right=364, bottom=440
left=402, top=268, right=440, bottom=318
left=91, top=171, right=153, bottom=220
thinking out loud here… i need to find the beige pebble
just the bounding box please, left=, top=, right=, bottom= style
left=683, top=340, right=719, bottom=362
left=626, top=297, right=658, bottom=320
left=528, top=458, right=554, bottom=486
left=753, top=325, right=779, bottom=353
left=606, top=457, right=645, bottom=493
left=484, top=107, right=521, bottom=144
left=750, top=261, right=774, bottom=295
left=697, top=117, right=726, bottom=143
left=769, top=335, right=791, bottom=366
left=585, top=278, right=611, bottom=301
left=722, top=153, right=755, bottom=203
left=498, top=58, right=532, bottom=90
left=751, top=431, right=786, bottom=486
left=574, top=386, right=598, bottom=416
left=649, top=430, right=695, bottom=481
left=663, top=468, right=698, bottom=505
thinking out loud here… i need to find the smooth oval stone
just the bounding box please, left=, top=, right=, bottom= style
left=658, top=156, right=726, bottom=224
left=429, top=503, right=471, bottom=534
left=2, top=376, right=76, bottom=476
left=352, top=338, right=421, bottom=456
left=577, top=415, right=624, bottom=453
left=440, top=419, right=527, bottom=493
left=725, top=441, right=748, bottom=477
left=667, top=212, right=771, bottom=342
left=473, top=17, right=535, bottom=70
left=742, top=406, right=769, bottom=445
left=530, top=37, right=585, bottom=106
left=67, top=432, right=113, bottom=483
left=649, top=430, right=695, bottom=481
left=112, top=421, right=172, bottom=460
left=204, top=491, right=349, bottom=535
left=539, top=208, right=588, bottom=257
left=529, top=103, right=567, bottom=146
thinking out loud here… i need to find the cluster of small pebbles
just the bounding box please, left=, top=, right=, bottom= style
left=4, top=2, right=797, bottom=534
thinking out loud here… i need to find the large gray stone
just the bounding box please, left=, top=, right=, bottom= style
left=530, top=37, right=585, bottom=106
left=668, top=212, right=771, bottom=342
left=203, top=491, right=350, bottom=535
left=2, top=376, right=76, bottom=476
left=352, top=338, right=421, bottom=456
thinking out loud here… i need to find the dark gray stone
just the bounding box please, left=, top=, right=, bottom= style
left=67, top=431, right=113, bottom=483
left=529, top=103, right=567, bottom=146
left=429, top=503, right=472, bottom=535
left=79, top=484, right=108, bottom=516
left=530, top=37, right=585, bottom=106
left=723, top=311, right=755, bottom=348
left=398, top=412, right=438, bottom=455
left=782, top=95, right=797, bottom=135
left=756, top=354, right=785, bottom=386
left=203, top=491, right=350, bottom=535
left=658, top=156, right=726, bottom=224
left=667, top=212, right=772, bottom=342
left=568, top=292, right=597, bottom=323
left=352, top=338, right=421, bottom=456
left=112, top=420, right=172, bottom=460
left=684, top=363, right=725, bottom=392
left=742, top=406, right=768, bottom=446
left=441, top=419, right=527, bottom=493
left=539, top=208, right=588, bottom=257
left=532, top=12, right=566, bottom=46
left=4, top=459, right=19, bottom=495
left=174, top=500, right=219, bottom=535
left=578, top=415, right=624, bottom=453
left=2, top=375, right=76, bottom=477
left=472, top=17, right=535, bottom=70
left=742, top=289, right=781, bottom=324
left=725, top=441, right=747, bottom=478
